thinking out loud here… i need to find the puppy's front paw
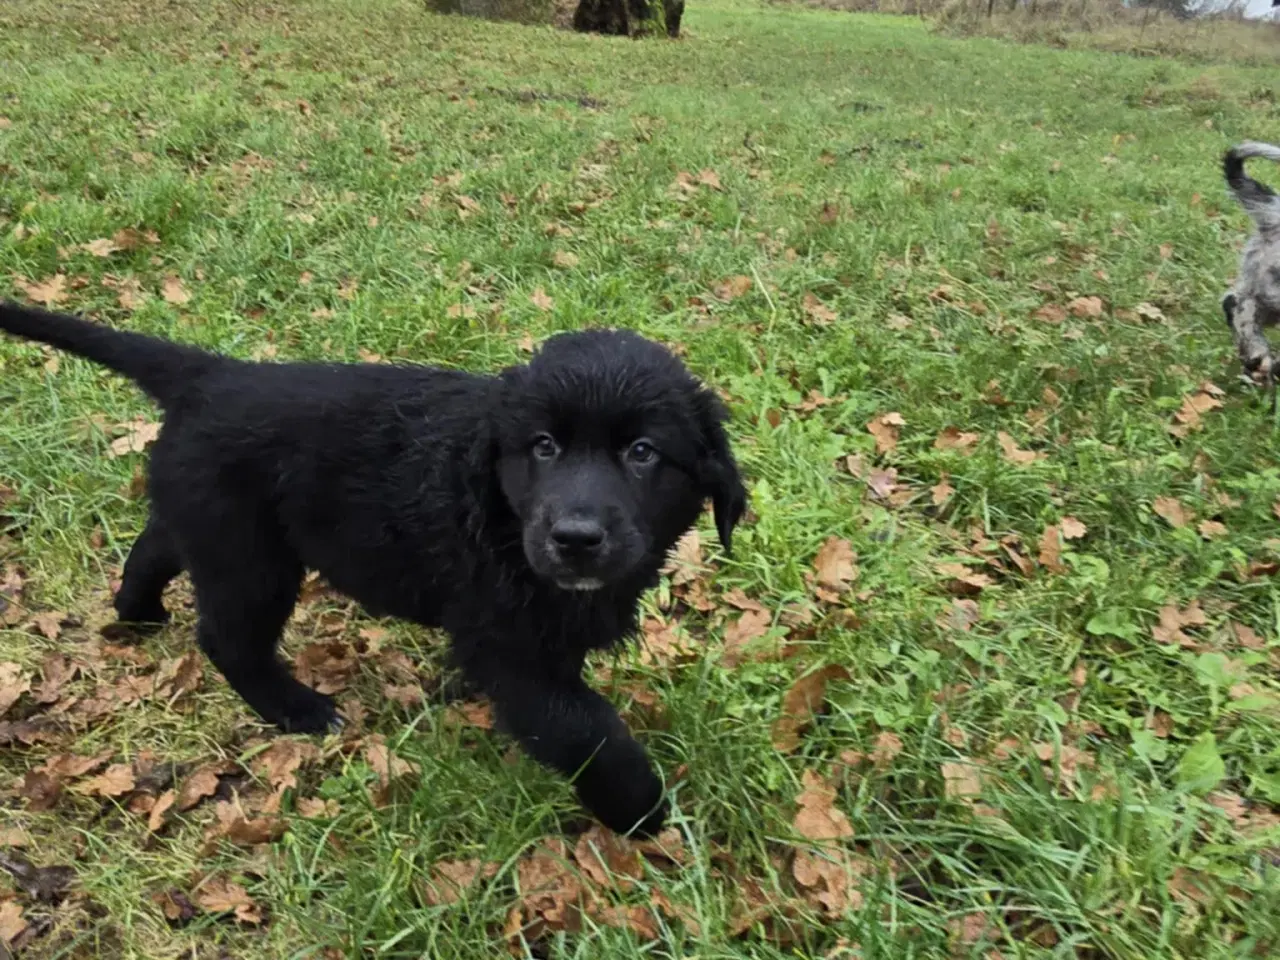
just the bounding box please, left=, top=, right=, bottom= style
left=573, top=739, right=669, bottom=837
left=271, top=685, right=341, bottom=735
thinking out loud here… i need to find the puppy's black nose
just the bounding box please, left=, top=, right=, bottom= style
left=551, top=517, right=606, bottom=553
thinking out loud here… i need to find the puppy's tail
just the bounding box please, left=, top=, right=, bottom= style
left=1225, top=141, right=1280, bottom=230
left=0, top=301, right=218, bottom=408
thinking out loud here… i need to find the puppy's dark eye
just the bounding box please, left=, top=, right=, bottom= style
left=626, top=439, right=657, bottom=465
left=532, top=434, right=560, bottom=460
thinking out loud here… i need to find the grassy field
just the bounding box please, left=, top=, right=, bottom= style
left=2, top=1, right=1280, bottom=957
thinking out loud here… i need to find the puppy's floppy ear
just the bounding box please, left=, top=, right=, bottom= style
left=694, top=389, right=747, bottom=555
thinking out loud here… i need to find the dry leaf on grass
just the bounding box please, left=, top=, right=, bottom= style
left=801, top=293, right=837, bottom=326
left=72, top=763, right=136, bottom=798
left=0, top=662, right=31, bottom=718
left=530, top=287, right=554, bottom=311
left=1153, top=496, right=1191, bottom=528
left=660, top=529, right=704, bottom=585
left=866, top=412, right=905, bottom=455
left=176, top=761, right=236, bottom=811
left=573, top=824, right=644, bottom=891
left=940, top=759, right=985, bottom=802
left=202, top=800, right=285, bottom=853
left=772, top=665, right=849, bottom=752
left=16, top=274, right=68, bottom=306
left=997, top=432, right=1043, bottom=465
left=1060, top=516, right=1087, bottom=540
left=421, top=859, right=500, bottom=905
left=793, top=769, right=853, bottom=841
left=935, top=562, right=994, bottom=596
left=1067, top=295, right=1104, bottom=318
left=812, top=537, right=858, bottom=595
left=160, top=275, right=190, bottom=305
left=1151, top=601, right=1208, bottom=648
left=1169, top=384, right=1224, bottom=437
left=442, top=699, right=494, bottom=730
left=0, top=900, right=26, bottom=945
left=721, top=608, right=773, bottom=668
left=934, top=427, right=978, bottom=453
left=294, top=641, right=357, bottom=694
left=108, top=419, right=161, bottom=458
left=713, top=275, right=753, bottom=301
left=192, top=874, right=263, bottom=925
left=148, top=789, right=175, bottom=832
left=1038, top=524, right=1064, bottom=574
left=792, top=847, right=866, bottom=917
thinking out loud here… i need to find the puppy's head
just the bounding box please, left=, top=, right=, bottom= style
left=493, top=330, right=746, bottom=592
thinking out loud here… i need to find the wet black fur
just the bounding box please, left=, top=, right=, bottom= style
left=0, top=302, right=747, bottom=836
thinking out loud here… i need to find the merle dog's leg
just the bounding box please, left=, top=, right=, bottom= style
left=113, top=515, right=183, bottom=628
left=186, top=528, right=337, bottom=734
left=478, top=661, right=667, bottom=836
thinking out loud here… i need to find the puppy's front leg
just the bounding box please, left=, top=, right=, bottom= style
left=483, top=667, right=668, bottom=836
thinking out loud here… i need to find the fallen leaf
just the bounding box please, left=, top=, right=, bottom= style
left=1067, top=296, right=1104, bottom=318
left=660, top=529, right=704, bottom=586
left=0, top=662, right=31, bottom=717
left=948, top=911, right=997, bottom=945
left=866, top=412, right=905, bottom=455
left=552, top=251, right=579, bottom=269
left=294, top=641, right=356, bottom=694
left=82, top=237, right=119, bottom=257
left=115, top=276, right=146, bottom=310
left=934, top=427, right=978, bottom=453
left=573, top=824, right=643, bottom=891
left=203, top=800, right=285, bottom=851
left=866, top=467, right=898, bottom=500
left=930, top=477, right=955, bottom=506
left=148, top=789, right=175, bottom=832
left=1170, top=387, right=1223, bottom=437
left=940, top=759, right=984, bottom=801
left=530, top=287, right=554, bottom=311
left=721, top=608, right=773, bottom=668
left=1228, top=622, right=1265, bottom=650
left=442, top=699, right=494, bottom=730
left=1060, top=516, right=1087, bottom=540
left=1153, top=496, right=1191, bottom=528
left=1033, top=304, right=1066, bottom=324
left=73, top=763, right=136, bottom=798
left=793, top=769, right=853, bottom=840
left=153, top=651, right=203, bottom=700
left=997, top=432, right=1043, bottom=465
left=177, top=762, right=233, bottom=811
left=792, top=847, right=865, bottom=917
left=0, top=900, right=26, bottom=945
left=514, top=837, right=583, bottom=935
left=939, top=598, right=980, bottom=632
left=801, top=293, right=837, bottom=326
left=161, top=276, right=190, bottom=305
left=151, top=888, right=196, bottom=924
left=772, top=664, right=850, bottom=752
left=108, top=419, right=161, bottom=458
left=1198, top=520, right=1228, bottom=540
left=713, top=275, right=753, bottom=301
left=1151, top=601, right=1207, bottom=648
left=193, top=874, right=263, bottom=924
left=16, top=274, right=68, bottom=306
left=255, top=739, right=318, bottom=794
left=695, top=168, right=722, bottom=190
left=871, top=731, right=903, bottom=767
left=812, top=537, right=858, bottom=593
left=422, top=858, right=499, bottom=905
left=935, top=562, right=994, bottom=596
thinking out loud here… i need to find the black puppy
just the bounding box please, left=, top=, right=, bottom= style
left=0, top=302, right=746, bottom=835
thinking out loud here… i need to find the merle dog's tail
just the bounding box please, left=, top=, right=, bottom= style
left=0, top=301, right=219, bottom=407
left=1225, top=142, right=1280, bottom=231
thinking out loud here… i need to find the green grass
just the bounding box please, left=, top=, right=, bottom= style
left=2, top=1, right=1280, bottom=957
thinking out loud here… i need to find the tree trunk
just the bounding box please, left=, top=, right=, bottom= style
left=572, top=0, right=684, bottom=37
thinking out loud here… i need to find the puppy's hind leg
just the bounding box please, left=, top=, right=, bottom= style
left=112, top=515, right=183, bottom=631
left=187, top=531, right=339, bottom=734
